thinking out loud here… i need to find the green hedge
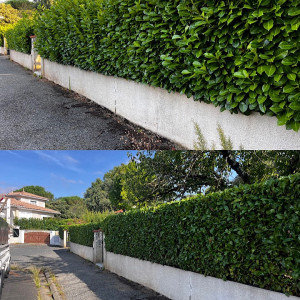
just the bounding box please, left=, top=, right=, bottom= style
left=69, top=223, right=102, bottom=247
left=102, top=174, right=300, bottom=296
left=14, top=217, right=71, bottom=230
left=34, top=0, right=300, bottom=131
left=5, top=15, right=34, bottom=54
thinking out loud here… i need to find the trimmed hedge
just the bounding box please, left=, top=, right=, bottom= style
left=69, top=223, right=102, bottom=247
left=5, top=15, right=34, bottom=54
left=34, top=0, right=300, bottom=131
left=102, top=174, right=300, bottom=296
left=14, top=217, right=71, bottom=230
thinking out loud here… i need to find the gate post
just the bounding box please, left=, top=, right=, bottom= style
left=63, top=230, right=67, bottom=248
left=93, top=229, right=104, bottom=268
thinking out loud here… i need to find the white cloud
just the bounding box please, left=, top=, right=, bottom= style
left=50, top=173, right=84, bottom=185
left=34, top=151, right=81, bottom=172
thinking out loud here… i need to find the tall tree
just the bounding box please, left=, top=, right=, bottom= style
left=117, top=150, right=300, bottom=208
left=103, top=164, right=131, bottom=211
left=46, top=196, right=86, bottom=219
left=84, top=178, right=112, bottom=212
left=14, top=185, right=54, bottom=200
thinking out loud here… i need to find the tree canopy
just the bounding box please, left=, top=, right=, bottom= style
left=14, top=185, right=54, bottom=200
left=46, top=196, right=86, bottom=219
left=84, top=178, right=112, bottom=212
left=104, top=150, right=300, bottom=209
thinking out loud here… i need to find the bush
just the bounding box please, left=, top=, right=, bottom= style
left=102, top=174, right=300, bottom=296
left=5, top=14, right=34, bottom=54
left=14, top=217, right=71, bottom=230
left=58, top=218, right=84, bottom=239
left=69, top=223, right=102, bottom=247
left=34, top=0, right=300, bottom=131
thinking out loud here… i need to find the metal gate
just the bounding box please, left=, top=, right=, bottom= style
left=24, top=232, right=50, bottom=244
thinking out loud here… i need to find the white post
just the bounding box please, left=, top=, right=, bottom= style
left=63, top=230, right=67, bottom=248
left=6, top=198, right=11, bottom=226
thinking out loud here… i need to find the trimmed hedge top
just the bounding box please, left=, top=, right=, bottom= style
left=68, top=223, right=101, bottom=247
left=102, top=174, right=300, bottom=296
left=33, top=0, right=300, bottom=131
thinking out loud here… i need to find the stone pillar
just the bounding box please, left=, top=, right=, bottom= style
left=93, top=229, right=103, bottom=265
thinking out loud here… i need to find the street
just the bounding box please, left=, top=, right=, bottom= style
left=0, top=56, right=175, bottom=150
left=8, top=244, right=168, bottom=300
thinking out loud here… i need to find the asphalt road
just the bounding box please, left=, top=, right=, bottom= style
left=10, top=244, right=169, bottom=300
left=0, top=56, right=175, bottom=150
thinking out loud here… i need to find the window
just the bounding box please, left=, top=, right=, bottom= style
left=30, top=200, right=37, bottom=205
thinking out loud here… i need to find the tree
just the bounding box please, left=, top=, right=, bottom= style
left=14, top=185, right=54, bottom=200
left=104, top=164, right=133, bottom=211
left=84, top=178, right=112, bottom=212
left=5, top=0, right=36, bottom=11
left=0, top=3, right=20, bottom=41
left=116, top=150, right=300, bottom=208
left=46, top=196, right=86, bottom=219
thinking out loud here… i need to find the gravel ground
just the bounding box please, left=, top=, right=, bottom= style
left=0, top=56, right=176, bottom=150
left=10, top=244, right=169, bottom=300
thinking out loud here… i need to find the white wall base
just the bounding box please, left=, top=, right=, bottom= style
left=104, top=251, right=299, bottom=300
left=10, top=50, right=32, bottom=71
left=70, top=242, right=93, bottom=262
left=9, top=51, right=300, bottom=149
left=0, top=47, right=7, bottom=55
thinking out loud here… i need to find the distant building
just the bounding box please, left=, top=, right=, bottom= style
left=0, top=191, right=60, bottom=226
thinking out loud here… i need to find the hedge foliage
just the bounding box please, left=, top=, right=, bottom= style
left=5, top=14, right=34, bottom=54
left=33, top=0, right=300, bottom=131
left=102, top=174, right=300, bottom=296
left=69, top=223, right=102, bottom=247
left=14, top=217, right=72, bottom=230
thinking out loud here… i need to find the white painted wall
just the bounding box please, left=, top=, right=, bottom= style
left=0, top=47, right=7, bottom=55
left=41, top=59, right=300, bottom=150
left=9, top=51, right=300, bottom=149
left=10, top=50, right=32, bottom=71
left=18, top=197, right=46, bottom=208
left=50, top=231, right=60, bottom=246
left=70, top=242, right=94, bottom=262
left=104, top=252, right=299, bottom=300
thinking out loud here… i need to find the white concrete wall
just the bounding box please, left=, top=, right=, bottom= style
left=0, top=47, right=7, bottom=55
left=104, top=252, right=299, bottom=300
left=9, top=51, right=300, bottom=149
left=10, top=50, right=32, bottom=71
left=41, top=59, right=300, bottom=150
left=50, top=231, right=60, bottom=246
left=70, top=242, right=94, bottom=262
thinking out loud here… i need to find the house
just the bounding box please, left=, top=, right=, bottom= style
left=0, top=190, right=60, bottom=226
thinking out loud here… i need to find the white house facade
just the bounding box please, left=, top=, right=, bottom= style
left=0, top=191, right=60, bottom=226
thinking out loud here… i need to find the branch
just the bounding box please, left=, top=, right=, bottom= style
left=222, top=151, right=250, bottom=184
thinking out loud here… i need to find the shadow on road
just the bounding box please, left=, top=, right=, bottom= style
left=11, top=245, right=168, bottom=300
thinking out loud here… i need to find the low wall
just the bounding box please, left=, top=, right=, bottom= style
left=9, top=51, right=300, bottom=149
left=0, top=47, right=7, bottom=55
left=70, top=242, right=93, bottom=262
left=41, top=59, right=300, bottom=150
left=10, top=50, right=32, bottom=71
left=104, top=252, right=298, bottom=300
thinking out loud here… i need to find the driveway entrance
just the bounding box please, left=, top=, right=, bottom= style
left=24, top=232, right=50, bottom=244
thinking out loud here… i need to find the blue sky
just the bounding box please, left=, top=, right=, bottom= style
left=0, top=151, right=135, bottom=198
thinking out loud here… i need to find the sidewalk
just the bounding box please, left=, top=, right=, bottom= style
left=2, top=270, right=37, bottom=300
left=0, top=56, right=175, bottom=150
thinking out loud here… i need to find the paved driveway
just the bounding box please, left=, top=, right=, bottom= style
left=10, top=244, right=168, bottom=300
left=0, top=56, right=175, bottom=150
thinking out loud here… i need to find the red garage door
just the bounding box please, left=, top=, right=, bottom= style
left=24, top=232, right=50, bottom=244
